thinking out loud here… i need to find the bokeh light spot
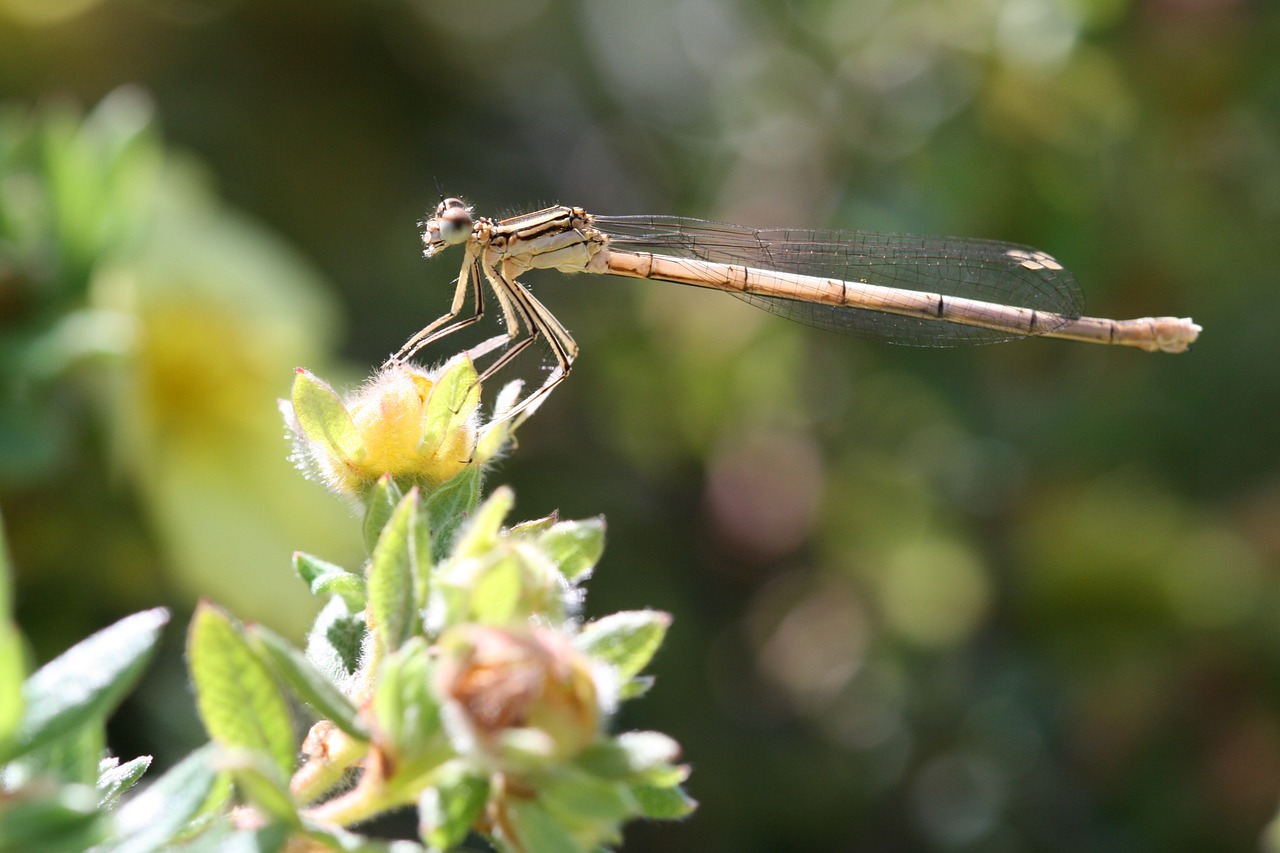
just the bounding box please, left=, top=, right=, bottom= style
left=878, top=539, right=991, bottom=647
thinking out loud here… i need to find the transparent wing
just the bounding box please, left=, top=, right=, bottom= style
left=592, top=214, right=1084, bottom=347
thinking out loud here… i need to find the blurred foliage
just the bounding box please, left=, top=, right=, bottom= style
left=0, top=91, right=362, bottom=647
left=1, top=0, right=1278, bottom=850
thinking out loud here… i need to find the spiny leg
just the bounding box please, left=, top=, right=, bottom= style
left=474, top=334, right=540, bottom=386
left=388, top=253, right=485, bottom=366
left=441, top=260, right=544, bottom=456
left=478, top=263, right=579, bottom=421
left=471, top=254, right=541, bottom=383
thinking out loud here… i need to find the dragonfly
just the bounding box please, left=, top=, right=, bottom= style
left=389, top=198, right=1201, bottom=417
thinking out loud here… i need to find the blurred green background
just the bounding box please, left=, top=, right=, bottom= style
left=2, top=0, right=1277, bottom=849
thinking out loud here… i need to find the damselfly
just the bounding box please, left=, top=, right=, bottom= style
left=390, top=198, right=1201, bottom=417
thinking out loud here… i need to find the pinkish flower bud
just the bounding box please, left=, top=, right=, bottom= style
left=436, top=624, right=600, bottom=766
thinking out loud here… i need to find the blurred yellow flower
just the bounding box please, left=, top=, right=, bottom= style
left=91, top=158, right=361, bottom=637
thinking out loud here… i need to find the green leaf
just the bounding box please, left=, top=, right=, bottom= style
left=538, top=518, right=606, bottom=581
left=492, top=727, right=558, bottom=772
left=362, top=475, right=404, bottom=554
left=574, top=611, right=671, bottom=682
left=574, top=732, right=681, bottom=783
left=409, top=489, right=433, bottom=617
left=97, top=755, right=151, bottom=810
left=628, top=782, right=697, bottom=820
left=509, top=513, right=559, bottom=538
left=467, top=552, right=523, bottom=625
left=423, top=465, right=481, bottom=561
left=23, top=722, right=104, bottom=786
left=0, top=784, right=106, bottom=853
left=452, top=486, right=514, bottom=560
left=538, top=768, right=634, bottom=825
left=417, top=767, right=488, bottom=851
left=109, top=744, right=224, bottom=853
left=250, top=624, right=368, bottom=741
left=291, top=369, right=365, bottom=463
left=161, top=822, right=290, bottom=853
left=187, top=603, right=295, bottom=777
left=0, top=608, right=168, bottom=764
left=419, top=355, right=480, bottom=457
left=325, top=618, right=366, bottom=678
left=372, top=638, right=447, bottom=782
left=431, top=542, right=569, bottom=633
left=617, top=675, right=654, bottom=701
left=293, top=552, right=367, bottom=612
left=306, top=596, right=367, bottom=682
left=0, top=512, right=22, bottom=744
left=367, top=490, right=424, bottom=653
left=216, top=747, right=299, bottom=827
left=501, top=800, right=586, bottom=853
left=613, top=731, right=681, bottom=774
left=439, top=550, right=557, bottom=631
left=0, top=621, right=24, bottom=748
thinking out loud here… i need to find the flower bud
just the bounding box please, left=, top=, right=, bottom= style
left=436, top=625, right=600, bottom=768
left=284, top=357, right=514, bottom=501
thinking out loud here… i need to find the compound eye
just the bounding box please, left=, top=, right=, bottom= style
left=435, top=199, right=473, bottom=245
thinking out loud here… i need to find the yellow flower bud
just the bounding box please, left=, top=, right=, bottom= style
left=344, top=365, right=475, bottom=487
left=286, top=356, right=515, bottom=501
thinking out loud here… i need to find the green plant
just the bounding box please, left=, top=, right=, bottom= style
left=0, top=510, right=169, bottom=852
left=0, top=357, right=693, bottom=851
